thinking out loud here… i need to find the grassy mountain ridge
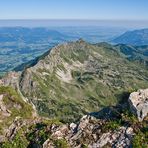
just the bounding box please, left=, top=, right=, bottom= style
left=14, top=39, right=148, bottom=122
left=96, top=42, right=148, bottom=67
left=13, top=49, right=52, bottom=72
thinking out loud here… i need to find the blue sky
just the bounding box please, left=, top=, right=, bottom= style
left=0, top=0, right=148, bottom=20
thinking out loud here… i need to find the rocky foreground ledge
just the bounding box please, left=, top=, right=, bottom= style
left=0, top=89, right=147, bottom=148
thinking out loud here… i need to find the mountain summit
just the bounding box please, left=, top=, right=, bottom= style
left=3, top=40, right=148, bottom=122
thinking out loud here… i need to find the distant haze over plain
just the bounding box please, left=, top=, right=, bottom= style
left=0, top=19, right=148, bottom=29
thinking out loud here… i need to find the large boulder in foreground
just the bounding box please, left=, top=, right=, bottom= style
left=128, top=89, right=148, bottom=121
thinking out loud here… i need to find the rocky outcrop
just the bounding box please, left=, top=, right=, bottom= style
left=43, top=115, right=134, bottom=148
left=0, top=117, right=47, bottom=143
left=92, top=127, right=133, bottom=148
left=1, top=72, right=21, bottom=89
left=1, top=95, right=147, bottom=147
left=0, top=94, right=11, bottom=117
left=128, top=89, right=148, bottom=121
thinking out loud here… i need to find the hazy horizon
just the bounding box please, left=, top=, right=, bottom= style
left=0, top=19, right=148, bottom=29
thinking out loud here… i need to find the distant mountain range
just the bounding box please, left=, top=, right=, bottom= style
left=113, top=28, right=148, bottom=45
left=0, top=27, right=69, bottom=43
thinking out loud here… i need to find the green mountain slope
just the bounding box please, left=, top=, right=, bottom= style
left=113, top=28, right=148, bottom=45
left=114, top=44, right=148, bottom=66
left=0, top=86, right=33, bottom=134
left=10, top=40, right=148, bottom=122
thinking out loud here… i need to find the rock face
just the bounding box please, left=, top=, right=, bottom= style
left=129, top=89, right=148, bottom=121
